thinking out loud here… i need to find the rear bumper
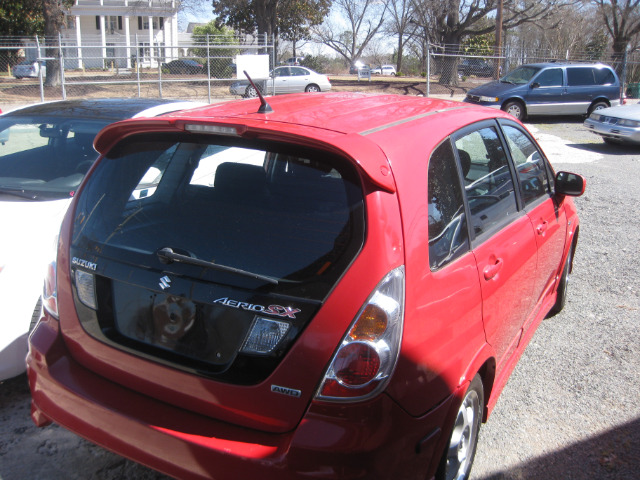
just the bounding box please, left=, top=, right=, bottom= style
left=27, top=314, right=453, bottom=480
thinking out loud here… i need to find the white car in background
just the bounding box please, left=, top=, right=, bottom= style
left=12, top=60, right=46, bottom=79
left=372, top=64, right=397, bottom=76
left=229, top=66, right=331, bottom=97
left=0, top=98, right=202, bottom=380
left=584, top=102, right=640, bottom=144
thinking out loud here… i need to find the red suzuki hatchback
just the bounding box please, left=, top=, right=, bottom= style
left=27, top=92, right=585, bottom=480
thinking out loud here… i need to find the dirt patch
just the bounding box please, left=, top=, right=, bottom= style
left=0, top=74, right=476, bottom=105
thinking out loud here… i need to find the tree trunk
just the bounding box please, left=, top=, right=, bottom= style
left=43, top=0, right=63, bottom=87
left=438, top=43, right=461, bottom=86
left=396, top=36, right=403, bottom=74
left=611, top=39, right=628, bottom=77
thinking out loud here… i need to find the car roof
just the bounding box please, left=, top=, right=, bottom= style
left=2, top=98, right=193, bottom=121
left=518, top=62, right=613, bottom=69
left=95, top=92, right=515, bottom=192
left=161, top=92, right=496, bottom=135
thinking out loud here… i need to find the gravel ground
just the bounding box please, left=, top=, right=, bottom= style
left=1, top=115, right=638, bottom=480
left=472, top=117, right=640, bottom=480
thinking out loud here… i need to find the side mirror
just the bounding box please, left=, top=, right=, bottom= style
left=531, top=82, right=540, bottom=89
left=555, top=171, right=586, bottom=197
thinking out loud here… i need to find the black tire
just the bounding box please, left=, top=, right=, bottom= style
left=244, top=85, right=259, bottom=98
left=502, top=100, right=525, bottom=120
left=436, top=375, right=484, bottom=480
left=549, top=245, right=573, bottom=316
left=588, top=101, right=609, bottom=116
left=305, top=84, right=321, bottom=93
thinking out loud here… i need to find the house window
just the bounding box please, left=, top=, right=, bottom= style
left=138, top=16, right=165, bottom=30
left=108, top=16, right=122, bottom=32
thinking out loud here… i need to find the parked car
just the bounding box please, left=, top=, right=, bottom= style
left=0, top=98, right=202, bottom=381
left=381, top=64, right=396, bottom=75
left=12, top=60, right=46, bottom=79
left=371, top=65, right=397, bottom=76
left=583, top=103, right=640, bottom=144
left=229, top=66, right=331, bottom=97
left=27, top=92, right=585, bottom=480
left=162, top=59, right=205, bottom=75
left=464, top=62, right=621, bottom=120
left=457, top=58, right=493, bottom=77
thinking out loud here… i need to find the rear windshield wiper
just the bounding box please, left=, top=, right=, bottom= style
left=157, top=247, right=279, bottom=285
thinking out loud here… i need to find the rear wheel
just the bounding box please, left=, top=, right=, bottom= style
left=305, top=84, right=321, bottom=93
left=588, top=101, right=609, bottom=116
left=244, top=85, right=259, bottom=98
left=436, top=375, right=484, bottom=480
left=502, top=100, right=525, bottom=120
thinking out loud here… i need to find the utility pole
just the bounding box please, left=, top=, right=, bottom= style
left=494, top=0, right=503, bottom=79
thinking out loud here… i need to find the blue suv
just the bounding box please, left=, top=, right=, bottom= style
left=464, top=62, right=621, bottom=120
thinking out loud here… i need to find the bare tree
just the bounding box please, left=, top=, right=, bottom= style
left=314, top=0, right=388, bottom=66
left=411, top=0, right=573, bottom=85
left=592, top=0, right=640, bottom=72
left=386, top=0, right=413, bottom=73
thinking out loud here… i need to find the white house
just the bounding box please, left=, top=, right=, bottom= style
left=63, top=0, right=180, bottom=69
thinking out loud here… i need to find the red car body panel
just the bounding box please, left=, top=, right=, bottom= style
left=27, top=92, right=582, bottom=479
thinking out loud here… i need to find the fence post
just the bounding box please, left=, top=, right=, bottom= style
left=158, top=58, right=163, bottom=98
left=207, top=34, right=211, bottom=103
left=136, top=35, right=141, bottom=97
left=426, top=42, right=431, bottom=97
left=622, top=48, right=628, bottom=101
left=36, top=35, right=44, bottom=103
left=271, top=35, right=276, bottom=95
left=59, top=33, right=66, bottom=100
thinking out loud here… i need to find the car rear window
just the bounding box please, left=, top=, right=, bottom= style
left=71, top=133, right=365, bottom=301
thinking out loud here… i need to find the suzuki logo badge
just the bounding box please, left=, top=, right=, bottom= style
left=159, top=276, right=171, bottom=290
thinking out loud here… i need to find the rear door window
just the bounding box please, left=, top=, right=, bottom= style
left=567, top=67, right=596, bottom=86
left=454, top=125, right=518, bottom=239
left=427, top=139, right=469, bottom=270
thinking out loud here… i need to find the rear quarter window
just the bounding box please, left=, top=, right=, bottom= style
left=594, top=67, right=616, bottom=85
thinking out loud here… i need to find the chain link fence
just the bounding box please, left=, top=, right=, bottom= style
left=425, top=44, right=640, bottom=98
left=0, top=35, right=274, bottom=107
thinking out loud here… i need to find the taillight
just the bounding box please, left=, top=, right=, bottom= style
left=316, top=266, right=405, bottom=402
left=42, top=236, right=59, bottom=319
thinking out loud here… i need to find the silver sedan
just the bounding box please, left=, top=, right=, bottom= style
left=230, top=66, right=331, bottom=98
left=584, top=103, right=640, bottom=144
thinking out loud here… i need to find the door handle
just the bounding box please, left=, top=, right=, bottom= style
left=536, top=221, right=548, bottom=236
left=483, top=257, right=503, bottom=280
